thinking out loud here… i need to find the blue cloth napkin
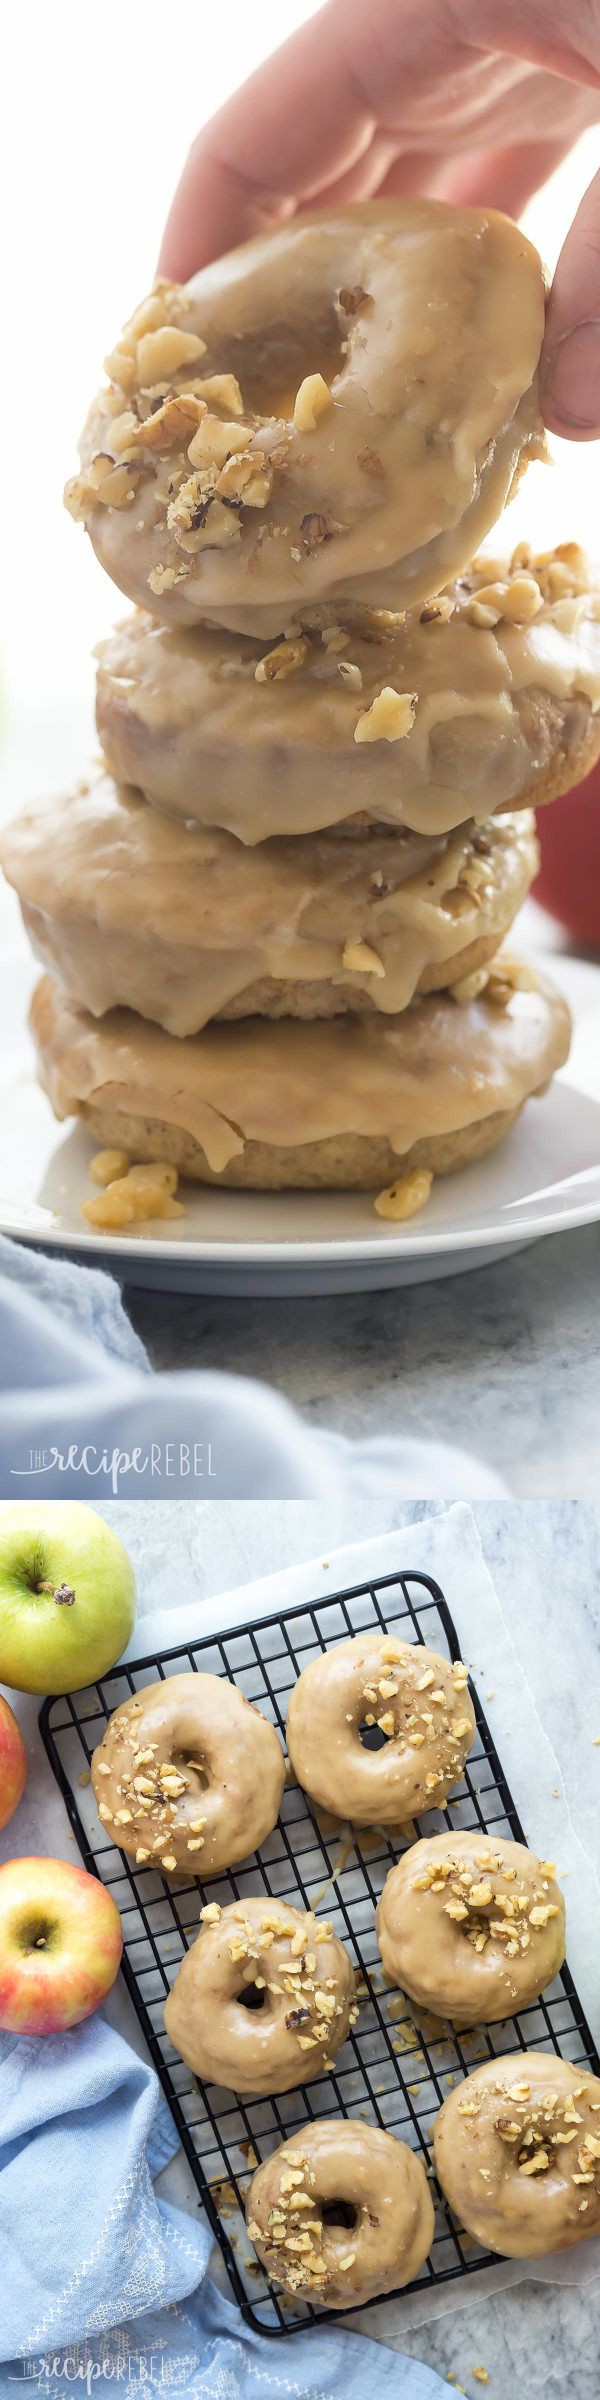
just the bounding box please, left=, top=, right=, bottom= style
left=0, top=1237, right=504, bottom=1497
left=0, top=2014, right=456, bottom=2400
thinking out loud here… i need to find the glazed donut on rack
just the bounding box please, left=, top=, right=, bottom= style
left=90, top=1672, right=285, bottom=1876
left=2, top=772, right=539, bottom=1035
left=285, top=1634, right=477, bottom=1825
left=164, top=1896, right=357, bottom=2095
left=434, top=2053, right=600, bottom=2257
left=64, top=200, right=545, bottom=637
left=93, top=551, right=600, bottom=847
left=376, top=1832, right=566, bottom=2025
left=245, top=2118, right=434, bottom=2306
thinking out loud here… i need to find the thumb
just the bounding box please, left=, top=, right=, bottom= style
left=541, top=164, right=600, bottom=438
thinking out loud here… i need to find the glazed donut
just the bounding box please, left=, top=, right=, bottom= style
left=434, top=2053, right=600, bottom=2257
left=90, top=1672, right=285, bottom=1876
left=94, top=551, right=600, bottom=845
left=286, top=1635, right=477, bottom=1825
left=163, top=1896, right=357, bottom=2095
left=30, top=960, right=571, bottom=1194
left=65, top=201, right=545, bottom=637
left=2, top=773, right=538, bottom=1036
left=376, top=1833, right=566, bottom=2025
left=245, top=2119, right=434, bottom=2306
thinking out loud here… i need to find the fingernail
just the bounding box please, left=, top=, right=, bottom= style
left=543, top=321, right=600, bottom=431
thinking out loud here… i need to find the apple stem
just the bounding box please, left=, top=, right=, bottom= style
left=39, top=1579, right=76, bottom=1608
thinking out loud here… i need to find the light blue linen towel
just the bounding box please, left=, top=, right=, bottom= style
left=0, top=2013, right=456, bottom=2400
left=0, top=1236, right=504, bottom=1497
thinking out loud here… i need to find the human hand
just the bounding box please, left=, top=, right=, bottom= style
left=158, top=0, right=600, bottom=438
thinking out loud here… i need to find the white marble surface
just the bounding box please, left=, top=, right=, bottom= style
left=4, top=1499, right=599, bottom=2397
left=127, top=1219, right=600, bottom=1497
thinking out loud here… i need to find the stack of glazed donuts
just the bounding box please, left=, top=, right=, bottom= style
left=90, top=1632, right=600, bottom=2310
left=4, top=199, right=600, bottom=1213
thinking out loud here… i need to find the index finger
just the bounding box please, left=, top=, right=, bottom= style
left=158, top=11, right=372, bottom=277
left=157, top=0, right=450, bottom=277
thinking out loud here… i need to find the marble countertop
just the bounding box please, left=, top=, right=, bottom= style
left=127, top=1217, right=600, bottom=1498
left=5, top=1498, right=598, bottom=2398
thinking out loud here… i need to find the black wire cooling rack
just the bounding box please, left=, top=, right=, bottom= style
left=39, top=1567, right=599, bottom=2336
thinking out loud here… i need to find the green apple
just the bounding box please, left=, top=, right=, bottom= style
left=0, top=1503, right=137, bottom=1694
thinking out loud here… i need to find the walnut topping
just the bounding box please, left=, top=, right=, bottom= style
left=293, top=373, right=333, bottom=432
left=83, top=1157, right=183, bottom=1230
left=187, top=415, right=254, bottom=472
left=338, top=285, right=372, bottom=314
left=128, top=393, right=206, bottom=451
left=217, top=452, right=274, bottom=508
left=356, top=444, right=386, bottom=479
left=342, top=937, right=385, bottom=978
left=135, top=326, right=207, bottom=384
left=338, top=660, right=363, bottom=692
left=374, top=1170, right=433, bottom=1223
left=255, top=638, right=307, bottom=683
left=191, top=373, right=244, bottom=416
left=450, top=966, right=490, bottom=1005
left=90, top=1148, right=131, bottom=1186
left=298, top=511, right=336, bottom=551
left=419, top=594, right=454, bottom=623
left=354, top=687, right=417, bottom=744
left=147, top=564, right=188, bottom=595
left=64, top=460, right=137, bottom=521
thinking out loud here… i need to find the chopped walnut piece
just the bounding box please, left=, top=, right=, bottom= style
left=354, top=687, right=417, bottom=744
left=356, top=445, right=385, bottom=479
left=192, top=373, right=244, bottom=415
left=374, top=1170, right=433, bottom=1223
left=188, top=415, right=253, bottom=471
left=130, top=393, right=206, bottom=451
left=136, top=326, right=207, bottom=384
left=255, top=638, right=307, bottom=683
left=338, top=285, right=372, bottom=313
left=217, top=452, right=273, bottom=507
left=90, top=1148, right=131, bottom=1185
left=299, top=511, right=335, bottom=551
left=450, top=966, right=490, bottom=1004
left=342, top=937, right=385, bottom=978
left=147, top=563, right=186, bottom=595
left=420, top=594, right=454, bottom=623
left=293, top=373, right=333, bottom=432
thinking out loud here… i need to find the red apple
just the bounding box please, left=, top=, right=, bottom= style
left=535, top=762, right=600, bottom=946
left=0, top=1696, right=27, bottom=1831
left=0, top=1856, right=123, bottom=2034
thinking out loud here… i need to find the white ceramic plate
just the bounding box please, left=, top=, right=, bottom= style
left=1, top=953, right=600, bottom=1293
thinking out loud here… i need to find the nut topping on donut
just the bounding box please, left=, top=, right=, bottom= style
left=163, top=1895, right=357, bottom=2095
left=66, top=203, right=546, bottom=635
left=91, top=1671, right=285, bottom=1877
left=434, top=2054, right=600, bottom=2255
left=246, top=2118, right=434, bottom=2304
left=286, top=1636, right=477, bottom=1826
left=376, top=1833, right=566, bottom=2023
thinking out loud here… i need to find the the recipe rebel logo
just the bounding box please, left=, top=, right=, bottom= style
left=9, top=2355, right=204, bottom=2391
left=9, top=1441, right=217, bottom=1494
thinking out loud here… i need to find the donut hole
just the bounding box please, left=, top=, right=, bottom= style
left=171, top=1746, right=209, bottom=1789
left=359, top=1720, right=391, bottom=1751
left=321, top=2199, right=358, bottom=2232
left=236, top=1981, right=267, bottom=2012
left=229, top=307, right=345, bottom=418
